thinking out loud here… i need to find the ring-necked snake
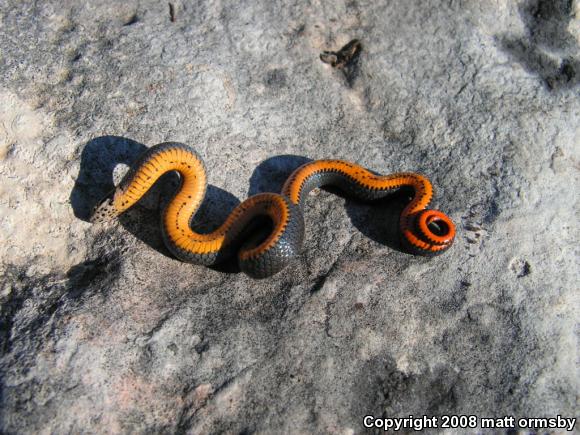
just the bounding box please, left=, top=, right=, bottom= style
left=90, top=142, right=455, bottom=278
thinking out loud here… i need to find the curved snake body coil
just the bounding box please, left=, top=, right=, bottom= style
left=90, top=142, right=455, bottom=278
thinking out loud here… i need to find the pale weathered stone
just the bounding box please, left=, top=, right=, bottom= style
left=0, top=0, right=578, bottom=433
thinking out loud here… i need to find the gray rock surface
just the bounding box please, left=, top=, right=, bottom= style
left=0, top=0, right=578, bottom=433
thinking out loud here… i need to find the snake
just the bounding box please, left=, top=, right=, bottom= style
left=90, top=142, right=455, bottom=278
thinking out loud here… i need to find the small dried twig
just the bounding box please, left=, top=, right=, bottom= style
left=320, top=39, right=362, bottom=69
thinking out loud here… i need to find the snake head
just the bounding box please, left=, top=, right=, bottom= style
left=89, top=191, right=118, bottom=223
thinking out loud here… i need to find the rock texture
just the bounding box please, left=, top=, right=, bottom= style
left=0, top=0, right=578, bottom=433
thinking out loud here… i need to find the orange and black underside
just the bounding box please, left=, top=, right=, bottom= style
left=91, top=142, right=455, bottom=278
